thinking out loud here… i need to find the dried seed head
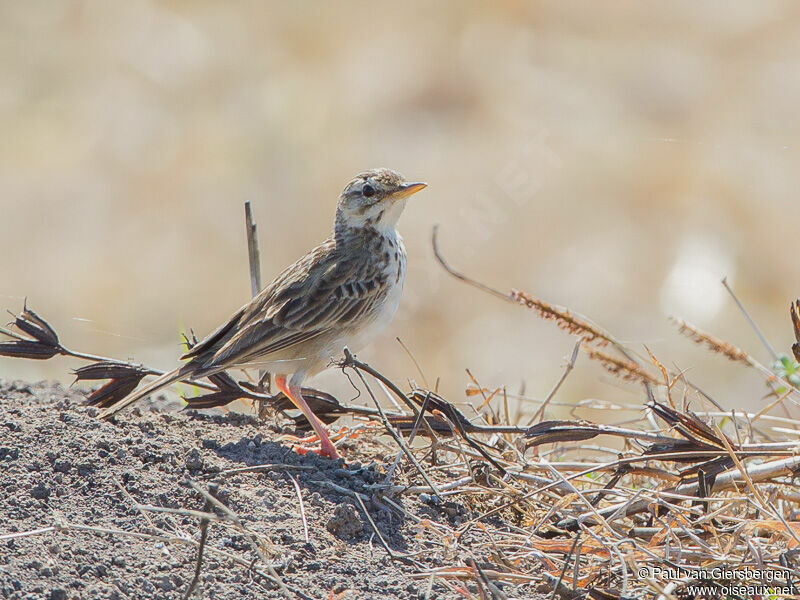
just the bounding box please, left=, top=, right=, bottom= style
left=671, top=317, right=751, bottom=366
left=182, top=390, right=242, bottom=410
left=582, top=344, right=660, bottom=385
left=0, top=303, right=62, bottom=359
left=73, top=361, right=148, bottom=381
left=648, top=400, right=733, bottom=449
left=85, top=376, right=145, bottom=408
left=12, top=304, right=60, bottom=347
left=510, top=289, right=611, bottom=345
left=0, top=340, right=59, bottom=360
left=791, top=300, right=800, bottom=363
left=181, top=371, right=247, bottom=409
left=524, top=420, right=604, bottom=447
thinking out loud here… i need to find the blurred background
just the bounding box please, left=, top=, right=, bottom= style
left=2, top=1, right=800, bottom=421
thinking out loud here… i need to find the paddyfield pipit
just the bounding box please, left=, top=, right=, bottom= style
left=99, top=168, right=427, bottom=459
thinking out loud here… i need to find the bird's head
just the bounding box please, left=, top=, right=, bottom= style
left=335, top=168, right=426, bottom=233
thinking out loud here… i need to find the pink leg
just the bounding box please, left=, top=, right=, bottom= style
left=275, top=375, right=339, bottom=459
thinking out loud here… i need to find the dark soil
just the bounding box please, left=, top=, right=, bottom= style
left=0, top=380, right=544, bottom=600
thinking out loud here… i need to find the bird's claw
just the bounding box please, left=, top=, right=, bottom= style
left=280, top=432, right=340, bottom=459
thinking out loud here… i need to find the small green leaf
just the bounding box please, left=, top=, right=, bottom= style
left=772, top=353, right=800, bottom=389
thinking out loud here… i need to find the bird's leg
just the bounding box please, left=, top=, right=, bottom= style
left=274, top=375, right=339, bottom=459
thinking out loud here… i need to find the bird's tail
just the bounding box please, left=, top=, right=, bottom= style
left=98, top=364, right=193, bottom=420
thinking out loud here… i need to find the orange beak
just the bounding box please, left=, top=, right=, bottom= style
left=392, top=182, right=427, bottom=199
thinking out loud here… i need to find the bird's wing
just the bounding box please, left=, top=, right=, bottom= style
left=184, top=237, right=390, bottom=371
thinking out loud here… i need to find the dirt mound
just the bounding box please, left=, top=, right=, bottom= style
left=0, top=380, right=542, bottom=599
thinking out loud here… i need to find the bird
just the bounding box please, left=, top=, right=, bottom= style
left=98, top=168, right=427, bottom=459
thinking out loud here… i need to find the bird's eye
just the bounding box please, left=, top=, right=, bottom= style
left=362, top=184, right=375, bottom=198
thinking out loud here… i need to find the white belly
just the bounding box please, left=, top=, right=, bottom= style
left=343, top=270, right=404, bottom=352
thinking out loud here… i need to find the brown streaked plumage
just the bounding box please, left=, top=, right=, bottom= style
left=98, top=168, right=427, bottom=458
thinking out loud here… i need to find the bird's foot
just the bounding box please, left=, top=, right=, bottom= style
left=280, top=432, right=319, bottom=445
left=281, top=432, right=340, bottom=459
left=292, top=441, right=340, bottom=459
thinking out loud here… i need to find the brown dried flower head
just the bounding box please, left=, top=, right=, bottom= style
left=671, top=317, right=751, bottom=366
left=582, top=344, right=660, bottom=385
left=510, top=289, right=612, bottom=345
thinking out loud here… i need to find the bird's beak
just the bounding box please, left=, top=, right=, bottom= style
left=392, top=182, right=427, bottom=199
